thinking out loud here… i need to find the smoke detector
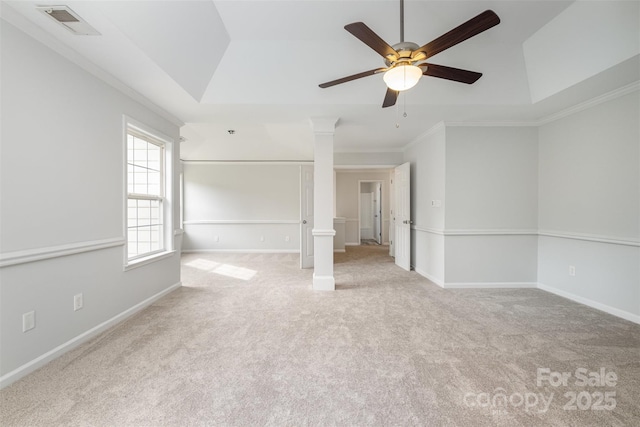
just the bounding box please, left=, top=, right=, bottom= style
left=36, top=5, right=100, bottom=35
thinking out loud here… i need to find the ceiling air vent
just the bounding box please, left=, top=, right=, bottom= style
left=36, top=5, right=100, bottom=35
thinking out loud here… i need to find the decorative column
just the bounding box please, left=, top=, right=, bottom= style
left=309, top=117, right=338, bottom=291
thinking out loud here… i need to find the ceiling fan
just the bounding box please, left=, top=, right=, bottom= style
left=318, top=0, right=500, bottom=108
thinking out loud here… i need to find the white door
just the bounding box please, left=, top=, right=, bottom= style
left=394, top=162, right=411, bottom=271
left=300, top=165, right=314, bottom=268
left=374, top=183, right=382, bottom=244
left=360, top=192, right=373, bottom=240
left=389, top=171, right=395, bottom=256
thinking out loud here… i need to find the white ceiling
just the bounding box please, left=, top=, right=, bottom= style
left=3, top=0, right=638, bottom=160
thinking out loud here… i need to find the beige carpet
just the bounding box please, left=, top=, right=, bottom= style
left=1, top=246, right=639, bottom=426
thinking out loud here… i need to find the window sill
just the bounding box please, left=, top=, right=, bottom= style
left=124, top=250, right=176, bottom=271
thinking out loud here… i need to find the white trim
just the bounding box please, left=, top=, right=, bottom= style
left=411, top=226, right=638, bottom=246
left=345, top=242, right=360, bottom=246
left=182, top=249, right=299, bottom=254
left=345, top=218, right=359, bottom=222
left=334, top=148, right=403, bottom=154
left=333, top=165, right=398, bottom=170
left=538, top=230, right=639, bottom=247
left=538, top=282, right=640, bottom=325
left=445, top=229, right=538, bottom=236
left=412, top=227, right=538, bottom=236
left=174, top=229, right=184, bottom=236
left=538, top=81, right=639, bottom=125
left=124, top=250, right=176, bottom=271
left=180, top=160, right=313, bottom=165
left=312, top=229, right=336, bottom=237
left=0, top=237, right=125, bottom=268
left=414, top=266, right=445, bottom=288
left=444, top=282, right=538, bottom=289
left=445, top=121, right=536, bottom=127
left=412, top=226, right=445, bottom=235
left=0, top=282, right=182, bottom=390
left=403, top=121, right=445, bottom=152
left=334, top=249, right=346, bottom=253
left=183, top=220, right=299, bottom=225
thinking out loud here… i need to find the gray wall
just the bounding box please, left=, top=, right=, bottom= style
left=0, top=21, right=181, bottom=385
left=444, top=126, right=539, bottom=284
left=404, top=125, right=446, bottom=284
left=537, top=92, right=639, bottom=320
left=182, top=163, right=302, bottom=252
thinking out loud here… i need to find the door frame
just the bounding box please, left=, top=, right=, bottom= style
left=300, top=165, right=314, bottom=268
left=357, top=180, right=384, bottom=245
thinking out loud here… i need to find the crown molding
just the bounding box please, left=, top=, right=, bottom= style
left=403, top=121, right=445, bottom=152
left=537, top=81, right=639, bottom=125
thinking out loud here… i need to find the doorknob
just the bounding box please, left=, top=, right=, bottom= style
left=302, top=220, right=307, bottom=224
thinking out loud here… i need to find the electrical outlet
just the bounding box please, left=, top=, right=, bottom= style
left=260, top=236, right=265, bottom=242
left=285, top=236, right=290, bottom=242
left=74, top=293, right=83, bottom=311
left=214, top=235, right=219, bottom=242
left=569, top=265, right=576, bottom=276
left=22, top=311, right=35, bottom=332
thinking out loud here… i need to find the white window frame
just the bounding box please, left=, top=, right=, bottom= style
left=124, top=117, right=175, bottom=270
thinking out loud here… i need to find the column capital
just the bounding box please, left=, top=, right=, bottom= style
left=309, top=117, right=339, bottom=134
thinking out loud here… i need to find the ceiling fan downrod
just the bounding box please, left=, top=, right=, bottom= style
left=399, top=0, right=405, bottom=43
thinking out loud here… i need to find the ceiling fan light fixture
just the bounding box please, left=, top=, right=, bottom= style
left=383, top=64, right=422, bottom=91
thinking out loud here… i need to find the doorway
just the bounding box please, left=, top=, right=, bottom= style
left=358, top=180, right=383, bottom=245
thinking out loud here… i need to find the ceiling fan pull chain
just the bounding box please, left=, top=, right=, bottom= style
left=403, top=91, right=407, bottom=118
left=395, top=97, right=400, bottom=128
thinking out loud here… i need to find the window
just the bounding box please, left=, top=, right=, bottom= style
left=126, top=121, right=172, bottom=264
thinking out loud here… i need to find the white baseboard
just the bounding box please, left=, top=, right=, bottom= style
left=334, top=249, right=346, bottom=253
left=345, top=242, right=360, bottom=246
left=538, top=282, right=640, bottom=325
left=412, top=265, right=639, bottom=324
left=414, top=266, right=445, bottom=288
left=444, top=282, right=538, bottom=289
left=182, top=249, right=299, bottom=254
left=0, top=282, right=182, bottom=390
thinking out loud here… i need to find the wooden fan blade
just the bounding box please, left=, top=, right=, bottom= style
left=415, top=10, right=500, bottom=60
left=345, top=22, right=398, bottom=60
left=319, top=68, right=386, bottom=88
left=422, top=63, right=482, bottom=84
left=382, top=88, right=399, bottom=108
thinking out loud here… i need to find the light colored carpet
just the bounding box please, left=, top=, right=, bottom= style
left=1, top=245, right=639, bottom=426
left=360, top=239, right=380, bottom=246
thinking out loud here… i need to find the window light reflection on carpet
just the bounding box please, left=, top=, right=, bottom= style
left=213, top=264, right=256, bottom=281
left=185, top=259, right=221, bottom=271
left=185, top=259, right=257, bottom=281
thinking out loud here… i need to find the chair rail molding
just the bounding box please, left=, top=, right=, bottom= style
left=0, top=237, right=125, bottom=268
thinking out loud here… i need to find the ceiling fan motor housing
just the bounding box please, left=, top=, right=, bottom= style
left=385, top=41, right=420, bottom=67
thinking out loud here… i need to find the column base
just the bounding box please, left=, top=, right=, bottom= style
left=313, top=273, right=335, bottom=291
